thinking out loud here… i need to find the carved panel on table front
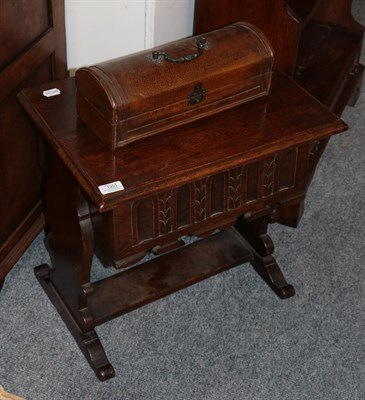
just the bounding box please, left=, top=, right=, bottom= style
left=132, top=147, right=300, bottom=245
left=158, top=189, right=173, bottom=235
left=263, top=155, right=277, bottom=197
left=228, top=166, right=244, bottom=210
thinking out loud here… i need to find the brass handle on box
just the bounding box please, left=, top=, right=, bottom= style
left=152, top=37, right=208, bottom=63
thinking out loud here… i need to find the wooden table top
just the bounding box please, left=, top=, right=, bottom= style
left=18, top=71, right=346, bottom=212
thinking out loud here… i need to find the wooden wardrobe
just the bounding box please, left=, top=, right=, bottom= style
left=0, top=0, right=67, bottom=290
left=194, top=0, right=364, bottom=115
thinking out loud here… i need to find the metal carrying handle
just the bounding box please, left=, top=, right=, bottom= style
left=152, top=37, right=208, bottom=63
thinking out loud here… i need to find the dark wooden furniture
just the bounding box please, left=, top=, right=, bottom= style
left=194, top=0, right=364, bottom=115
left=18, top=72, right=346, bottom=380
left=0, top=0, right=67, bottom=291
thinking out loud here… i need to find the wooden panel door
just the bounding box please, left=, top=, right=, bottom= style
left=0, top=0, right=67, bottom=289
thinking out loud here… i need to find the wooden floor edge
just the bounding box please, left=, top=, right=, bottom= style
left=0, top=385, right=26, bottom=400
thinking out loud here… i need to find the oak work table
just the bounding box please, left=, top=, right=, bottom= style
left=18, top=71, right=347, bottom=380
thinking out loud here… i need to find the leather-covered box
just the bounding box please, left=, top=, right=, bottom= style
left=75, top=22, right=273, bottom=149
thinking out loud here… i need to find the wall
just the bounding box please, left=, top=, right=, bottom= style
left=153, top=0, right=195, bottom=46
left=65, top=0, right=195, bottom=71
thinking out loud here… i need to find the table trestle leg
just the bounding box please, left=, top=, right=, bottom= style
left=235, top=215, right=295, bottom=299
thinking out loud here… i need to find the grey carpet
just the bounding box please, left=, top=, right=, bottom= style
left=1, top=3, right=365, bottom=399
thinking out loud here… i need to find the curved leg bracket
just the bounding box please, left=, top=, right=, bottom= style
left=35, top=265, right=115, bottom=381
left=235, top=216, right=295, bottom=299
left=251, top=255, right=295, bottom=299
